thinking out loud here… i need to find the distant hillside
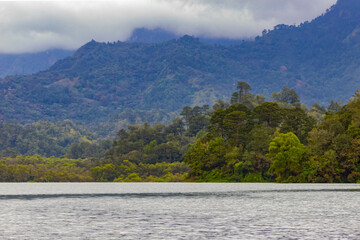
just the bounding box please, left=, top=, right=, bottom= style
left=1, top=0, right=360, bottom=134
left=0, top=120, right=100, bottom=157
left=0, top=49, right=74, bottom=77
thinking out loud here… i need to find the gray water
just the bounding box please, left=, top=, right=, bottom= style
left=0, top=183, right=359, bottom=239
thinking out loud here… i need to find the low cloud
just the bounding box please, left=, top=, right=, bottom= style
left=0, top=0, right=336, bottom=53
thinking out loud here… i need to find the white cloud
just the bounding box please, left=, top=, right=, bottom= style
left=0, top=0, right=337, bottom=53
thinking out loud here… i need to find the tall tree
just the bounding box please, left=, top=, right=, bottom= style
left=267, top=132, right=306, bottom=182
left=272, top=86, right=300, bottom=105
left=231, top=81, right=251, bottom=105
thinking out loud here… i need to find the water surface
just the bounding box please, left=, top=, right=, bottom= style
left=0, top=183, right=359, bottom=239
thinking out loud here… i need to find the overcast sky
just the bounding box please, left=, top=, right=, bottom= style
left=0, top=0, right=337, bottom=54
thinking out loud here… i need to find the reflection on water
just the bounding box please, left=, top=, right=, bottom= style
left=0, top=183, right=359, bottom=239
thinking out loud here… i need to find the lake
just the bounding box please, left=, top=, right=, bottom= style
left=0, top=183, right=359, bottom=239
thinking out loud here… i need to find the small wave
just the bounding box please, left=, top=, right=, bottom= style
left=0, top=188, right=358, bottom=200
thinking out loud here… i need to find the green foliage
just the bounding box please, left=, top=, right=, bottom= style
left=180, top=105, right=210, bottom=136
left=308, top=103, right=327, bottom=123
left=0, top=120, right=101, bottom=158
left=185, top=84, right=318, bottom=182
left=1, top=77, right=360, bottom=183
left=271, top=87, right=300, bottom=105
left=0, top=156, right=94, bottom=182
left=184, top=137, right=227, bottom=180
left=230, top=81, right=251, bottom=105
left=279, top=107, right=316, bottom=143
left=327, top=100, right=343, bottom=114
left=65, top=140, right=112, bottom=159
left=3, top=1, right=360, bottom=133
left=91, top=164, right=117, bottom=182
left=0, top=155, right=190, bottom=182
left=243, top=172, right=265, bottom=182
left=0, top=49, right=73, bottom=78
left=267, top=132, right=307, bottom=182
left=105, top=120, right=193, bottom=165
left=254, top=102, right=282, bottom=128
left=304, top=96, right=360, bottom=183
left=101, top=161, right=190, bottom=182
left=208, top=104, right=253, bottom=146
left=230, top=83, right=265, bottom=109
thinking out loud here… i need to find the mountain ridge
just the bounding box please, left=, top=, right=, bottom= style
left=0, top=49, right=74, bottom=78
left=1, top=0, right=359, bottom=134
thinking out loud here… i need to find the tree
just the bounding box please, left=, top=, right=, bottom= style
left=180, top=105, right=210, bottom=136
left=246, top=125, right=274, bottom=154
left=231, top=81, right=251, bottom=105
left=91, top=163, right=117, bottom=181
left=267, top=132, right=306, bottom=182
left=223, top=111, right=248, bottom=146
left=254, top=102, right=282, bottom=128
left=309, top=103, right=327, bottom=123
left=184, top=137, right=227, bottom=180
left=280, top=107, right=316, bottom=143
left=327, top=100, right=343, bottom=113
left=272, top=86, right=300, bottom=105
left=166, top=117, right=185, bottom=136
left=347, top=90, right=360, bottom=128
left=209, top=108, right=226, bottom=138
left=210, top=100, right=230, bottom=113
left=306, top=101, right=360, bottom=183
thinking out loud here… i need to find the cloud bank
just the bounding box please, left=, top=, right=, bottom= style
left=0, top=0, right=337, bottom=53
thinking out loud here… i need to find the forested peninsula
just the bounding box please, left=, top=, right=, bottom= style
left=1, top=83, right=359, bottom=183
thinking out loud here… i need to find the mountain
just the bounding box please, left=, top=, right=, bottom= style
left=0, top=49, right=74, bottom=77
left=1, top=0, right=360, bottom=133
left=2, top=37, right=233, bottom=126
left=127, top=28, right=179, bottom=43
left=127, top=27, right=245, bottom=46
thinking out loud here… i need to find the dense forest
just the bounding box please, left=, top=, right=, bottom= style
left=2, top=0, right=360, bottom=136
left=0, top=49, right=73, bottom=78
left=1, top=83, right=358, bottom=183
left=1, top=0, right=360, bottom=183
left=0, top=120, right=111, bottom=158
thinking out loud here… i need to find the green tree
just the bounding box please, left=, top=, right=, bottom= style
left=91, top=163, right=117, bottom=181
left=184, top=137, right=227, bottom=180
left=230, top=81, right=251, bottom=105
left=280, top=107, right=316, bottom=143
left=223, top=111, right=248, bottom=146
left=210, top=100, right=230, bottom=113
left=327, top=100, right=343, bottom=113
left=208, top=108, right=227, bottom=138
left=267, top=132, right=307, bottom=182
left=254, top=102, right=282, bottom=128
left=180, top=105, right=210, bottom=136
left=272, top=86, right=300, bottom=105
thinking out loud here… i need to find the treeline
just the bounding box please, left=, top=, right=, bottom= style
left=0, top=82, right=359, bottom=183
left=0, top=156, right=93, bottom=182
left=0, top=155, right=189, bottom=182
left=0, top=120, right=111, bottom=158
left=185, top=83, right=358, bottom=183
left=81, top=82, right=357, bottom=183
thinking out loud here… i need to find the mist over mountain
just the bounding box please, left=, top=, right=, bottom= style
left=0, top=1, right=334, bottom=54
left=0, top=49, right=74, bottom=77
left=127, top=28, right=245, bottom=46
left=0, top=28, right=243, bottom=78
left=1, top=0, right=360, bottom=135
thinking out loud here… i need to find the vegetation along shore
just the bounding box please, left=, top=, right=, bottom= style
left=1, top=82, right=359, bottom=183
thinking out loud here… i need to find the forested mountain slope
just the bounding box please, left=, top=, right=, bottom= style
left=0, top=49, right=73, bottom=77
left=1, top=0, right=360, bottom=131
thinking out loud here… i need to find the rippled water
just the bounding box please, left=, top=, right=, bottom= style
left=0, top=183, right=359, bottom=239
